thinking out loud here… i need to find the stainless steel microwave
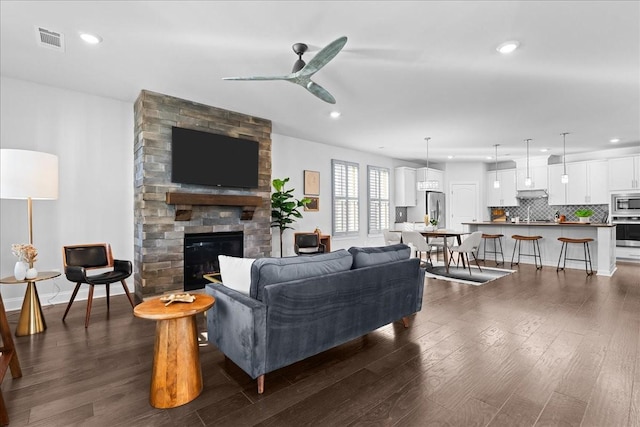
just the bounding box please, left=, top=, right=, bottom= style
left=611, top=193, right=640, bottom=216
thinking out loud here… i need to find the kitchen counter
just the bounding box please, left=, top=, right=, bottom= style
left=467, top=221, right=615, bottom=227
left=463, top=222, right=616, bottom=276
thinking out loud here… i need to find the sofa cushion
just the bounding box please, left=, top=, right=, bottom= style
left=218, top=255, right=254, bottom=295
left=348, top=243, right=411, bottom=269
left=250, top=249, right=353, bottom=301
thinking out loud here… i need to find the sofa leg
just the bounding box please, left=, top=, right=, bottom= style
left=402, top=317, right=410, bottom=328
left=257, top=375, right=265, bottom=394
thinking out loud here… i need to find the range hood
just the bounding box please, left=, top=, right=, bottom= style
left=516, top=189, right=548, bottom=199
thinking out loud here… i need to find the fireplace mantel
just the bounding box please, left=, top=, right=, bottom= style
left=165, top=192, right=263, bottom=220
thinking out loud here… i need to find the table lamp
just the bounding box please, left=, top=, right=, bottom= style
left=0, top=149, right=59, bottom=245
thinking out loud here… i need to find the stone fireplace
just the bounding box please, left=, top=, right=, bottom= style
left=133, top=90, right=272, bottom=300
left=184, top=231, right=243, bottom=291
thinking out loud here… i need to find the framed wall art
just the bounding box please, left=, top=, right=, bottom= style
left=303, top=170, right=320, bottom=196
left=304, top=197, right=319, bottom=212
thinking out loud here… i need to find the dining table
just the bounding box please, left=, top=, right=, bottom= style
left=420, top=229, right=470, bottom=273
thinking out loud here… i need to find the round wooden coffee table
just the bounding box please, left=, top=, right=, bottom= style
left=133, top=293, right=215, bottom=408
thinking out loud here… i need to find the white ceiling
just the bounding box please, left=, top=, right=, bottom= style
left=1, top=1, right=638, bottom=164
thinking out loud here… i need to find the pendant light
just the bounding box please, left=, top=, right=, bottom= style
left=493, top=144, right=500, bottom=189
left=561, top=132, right=569, bottom=184
left=524, top=138, right=532, bottom=187
left=417, top=137, right=439, bottom=190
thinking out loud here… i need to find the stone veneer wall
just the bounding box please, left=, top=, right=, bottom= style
left=133, top=90, right=272, bottom=299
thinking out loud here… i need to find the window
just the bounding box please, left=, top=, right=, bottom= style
left=368, top=166, right=390, bottom=234
left=332, top=159, right=359, bottom=236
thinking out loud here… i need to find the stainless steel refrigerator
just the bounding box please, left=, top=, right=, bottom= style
left=426, top=191, right=446, bottom=228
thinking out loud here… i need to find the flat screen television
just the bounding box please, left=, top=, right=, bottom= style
left=171, top=126, right=259, bottom=188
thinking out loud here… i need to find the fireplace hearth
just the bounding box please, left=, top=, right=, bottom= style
left=184, top=231, right=243, bottom=291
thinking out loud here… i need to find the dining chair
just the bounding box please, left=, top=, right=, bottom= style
left=401, top=231, right=433, bottom=267
left=447, top=231, right=483, bottom=274
left=383, top=229, right=402, bottom=246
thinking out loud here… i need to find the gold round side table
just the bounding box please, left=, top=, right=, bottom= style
left=0, top=271, right=61, bottom=336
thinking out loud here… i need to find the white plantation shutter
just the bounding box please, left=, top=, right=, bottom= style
left=368, top=166, right=390, bottom=234
left=332, top=160, right=359, bottom=236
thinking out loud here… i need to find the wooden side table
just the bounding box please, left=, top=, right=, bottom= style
left=133, top=293, right=215, bottom=409
left=0, top=291, right=22, bottom=425
left=0, top=271, right=61, bottom=336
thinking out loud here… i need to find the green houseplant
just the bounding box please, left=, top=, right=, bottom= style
left=575, top=208, right=594, bottom=223
left=271, top=178, right=310, bottom=257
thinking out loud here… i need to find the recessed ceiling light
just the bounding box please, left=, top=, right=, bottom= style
left=486, top=156, right=493, bottom=160
left=330, top=111, right=341, bottom=119
left=540, top=148, right=549, bottom=152
left=447, top=155, right=454, bottom=159
left=80, top=32, right=102, bottom=44
left=610, top=138, right=620, bottom=143
left=496, top=40, right=519, bottom=54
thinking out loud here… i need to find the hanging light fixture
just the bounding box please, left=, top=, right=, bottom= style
left=417, top=137, right=439, bottom=190
left=493, top=144, right=500, bottom=189
left=524, top=138, right=532, bottom=187
left=561, top=132, right=569, bottom=184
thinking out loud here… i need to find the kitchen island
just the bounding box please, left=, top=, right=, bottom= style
left=463, top=221, right=617, bottom=276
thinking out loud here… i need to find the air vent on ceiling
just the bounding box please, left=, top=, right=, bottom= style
left=35, top=27, right=65, bottom=51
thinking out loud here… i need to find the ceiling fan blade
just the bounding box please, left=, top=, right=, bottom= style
left=305, top=81, right=336, bottom=104
left=222, top=74, right=293, bottom=81
left=299, top=36, right=347, bottom=77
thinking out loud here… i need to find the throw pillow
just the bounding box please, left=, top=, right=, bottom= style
left=218, top=255, right=254, bottom=295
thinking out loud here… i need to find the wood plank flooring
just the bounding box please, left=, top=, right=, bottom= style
left=2, top=262, right=639, bottom=426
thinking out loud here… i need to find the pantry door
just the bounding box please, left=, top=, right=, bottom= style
left=449, top=182, right=479, bottom=231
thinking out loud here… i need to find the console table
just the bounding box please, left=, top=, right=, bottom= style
left=0, top=271, right=61, bottom=336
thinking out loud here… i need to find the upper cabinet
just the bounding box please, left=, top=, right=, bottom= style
left=552, top=160, right=608, bottom=205
left=608, top=156, right=640, bottom=191
left=515, top=157, right=548, bottom=190
left=547, top=164, right=566, bottom=205
left=486, top=169, right=518, bottom=207
left=416, top=167, right=444, bottom=192
left=395, top=167, right=417, bottom=206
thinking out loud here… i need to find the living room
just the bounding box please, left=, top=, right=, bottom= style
left=1, top=2, right=639, bottom=426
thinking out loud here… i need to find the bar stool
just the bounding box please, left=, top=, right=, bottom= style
left=510, top=235, right=543, bottom=269
left=481, top=233, right=504, bottom=266
left=556, top=237, right=594, bottom=275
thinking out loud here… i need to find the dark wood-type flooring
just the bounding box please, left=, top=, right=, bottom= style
left=2, top=262, right=639, bottom=426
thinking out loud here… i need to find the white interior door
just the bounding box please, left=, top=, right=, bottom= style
left=450, top=182, right=479, bottom=231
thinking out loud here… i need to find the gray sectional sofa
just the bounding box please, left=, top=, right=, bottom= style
left=205, top=243, right=425, bottom=393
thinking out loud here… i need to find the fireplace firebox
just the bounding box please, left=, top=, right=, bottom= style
left=184, top=231, right=243, bottom=291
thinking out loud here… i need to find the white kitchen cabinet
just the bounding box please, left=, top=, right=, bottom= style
left=547, top=164, right=567, bottom=205
left=608, top=156, right=640, bottom=190
left=416, top=167, right=443, bottom=191
left=566, top=160, right=608, bottom=205
left=394, top=167, right=417, bottom=206
left=486, top=169, right=518, bottom=207
left=516, top=164, right=548, bottom=190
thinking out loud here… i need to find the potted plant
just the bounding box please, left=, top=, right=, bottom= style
left=271, top=178, right=310, bottom=257
left=575, top=209, right=594, bottom=223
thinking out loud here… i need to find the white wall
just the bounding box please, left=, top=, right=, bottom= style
left=271, top=134, right=419, bottom=257
left=0, top=77, right=134, bottom=311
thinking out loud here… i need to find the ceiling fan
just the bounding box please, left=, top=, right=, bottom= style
left=222, top=36, right=348, bottom=104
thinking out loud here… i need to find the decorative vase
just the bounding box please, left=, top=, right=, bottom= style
left=25, top=267, right=38, bottom=280
left=579, top=217, right=591, bottom=223
left=14, top=261, right=27, bottom=281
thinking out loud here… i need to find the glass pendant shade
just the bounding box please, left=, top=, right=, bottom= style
left=525, top=176, right=532, bottom=187
left=417, top=137, right=438, bottom=191
left=561, top=132, right=569, bottom=185
left=561, top=174, right=569, bottom=184
left=493, top=180, right=500, bottom=189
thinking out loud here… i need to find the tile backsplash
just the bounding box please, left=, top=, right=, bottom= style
left=490, top=198, right=608, bottom=222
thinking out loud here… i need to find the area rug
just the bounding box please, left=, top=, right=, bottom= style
left=424, top=263, right=516, bottom=286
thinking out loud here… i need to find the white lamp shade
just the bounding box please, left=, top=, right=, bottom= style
left=1, top=149, right=59, bottom=199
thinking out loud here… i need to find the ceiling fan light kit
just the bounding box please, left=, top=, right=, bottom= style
left=223, top=36, right=348, bottom=104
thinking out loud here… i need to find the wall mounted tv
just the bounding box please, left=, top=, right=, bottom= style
left=171, top=126, right=259, bottom=188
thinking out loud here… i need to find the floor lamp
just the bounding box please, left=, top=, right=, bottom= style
left=0, top=149, right=59, bottom=245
